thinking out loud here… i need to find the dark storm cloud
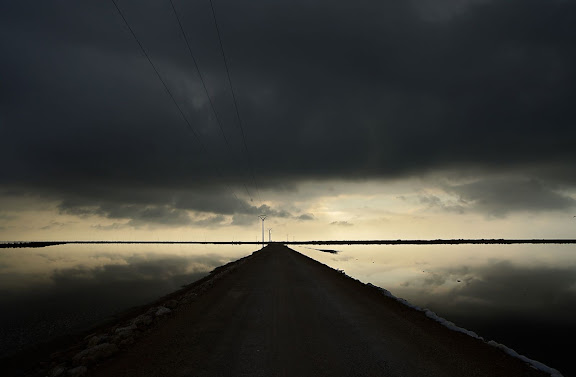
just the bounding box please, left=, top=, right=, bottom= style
left=231, top=214, right=258, bottom=226
left=418, top=194, right=466, bottom=214
left=446, top=178, right=576, bottom=216
left=174, top=191, right=252, bottom=215
left=232, top=207, right=304, bottom=226
left=60, top=202, right=194, bottom=226
left=53, top=184, right=298, bottom=225
left=55, top=188, right=294, bottom=225
left=2, top=0, right=576, bottom=219
left=40, top=221, right=69, bottom=230
left=330, top=221, right=353, bottom=227
left=297, top=213, right=315, bottom=221
left=0, top=212, right=15, bottom=222
left=415, top=177, right=576, bottom=216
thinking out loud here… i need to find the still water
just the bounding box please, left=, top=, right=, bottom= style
left=0, top=244, right=255, bottom=359
left=296, top=244, right=576, bottom=376
left=1, top=243, right=574, bottom=375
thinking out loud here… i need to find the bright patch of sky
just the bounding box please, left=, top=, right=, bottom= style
left=2, top=176, right=576, bottom=242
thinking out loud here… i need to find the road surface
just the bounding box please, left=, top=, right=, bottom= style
left=89, top=244, right=550, bottom=376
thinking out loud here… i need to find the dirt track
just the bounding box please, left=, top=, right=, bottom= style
left=88, top=244, right=550, bottom=377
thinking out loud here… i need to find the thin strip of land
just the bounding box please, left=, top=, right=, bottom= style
left=2, top=239, right=576, bottom=248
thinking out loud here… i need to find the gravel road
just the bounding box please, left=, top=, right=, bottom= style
left=88, top=244, right=550, bottom=377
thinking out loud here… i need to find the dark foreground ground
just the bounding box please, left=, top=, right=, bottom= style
left=51, top=244, right=551, bottom=377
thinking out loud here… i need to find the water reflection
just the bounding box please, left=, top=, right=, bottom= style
left=2, top=243, right=574, bottom=375
left=295, top=244, right=576, bottom=376
left=0, top=244, right=255, bottom=358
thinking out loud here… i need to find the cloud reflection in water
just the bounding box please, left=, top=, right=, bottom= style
left=0, top=244, right=254, bottom=358
left=297, top=244, right=576, bottom=376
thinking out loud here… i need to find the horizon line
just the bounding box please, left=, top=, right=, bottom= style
left=2, top=238, right=576, bottom=248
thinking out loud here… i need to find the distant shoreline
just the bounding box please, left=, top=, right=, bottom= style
left=2, top=239, right=576, bottom=248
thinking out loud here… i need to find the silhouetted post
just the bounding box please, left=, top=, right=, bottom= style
left=259, top=215, right=267, bottom=248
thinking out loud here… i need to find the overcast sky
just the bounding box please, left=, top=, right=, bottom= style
left=1, top=0, right=576, bottom=241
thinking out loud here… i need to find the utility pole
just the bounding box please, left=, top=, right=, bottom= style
left=268, top=228, right=272, bottom=242
left=258, top=215, right=267, bottom=248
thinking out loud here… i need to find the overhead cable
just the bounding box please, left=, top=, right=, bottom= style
left=208, top=0, right=263, bottom=206
left=111, top=0, right=252, bottom=212
left=168, top=0, right=255, bottom=204
left=110, top=0, right=205, bottom=151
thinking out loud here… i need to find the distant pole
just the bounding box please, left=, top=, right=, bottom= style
left=258, top=215, right=267, bottom=248
left=268, top=228, right=272, bottom=242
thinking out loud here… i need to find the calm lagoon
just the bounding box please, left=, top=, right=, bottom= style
left=0, top=244, right=255, bottom=359
left=1, top=243, right=574, bottom=375
left=296, top=244, right=576, bottom=376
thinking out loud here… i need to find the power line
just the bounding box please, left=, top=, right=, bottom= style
left=111, top=0, right=253, bottom=213
left=168, top=0, right=230, bottom=147
left=208, top=0, right=263, bottom=207
left=110, top=0, right=205, bottom=151
left=168, top=0, right=255, bottom=204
